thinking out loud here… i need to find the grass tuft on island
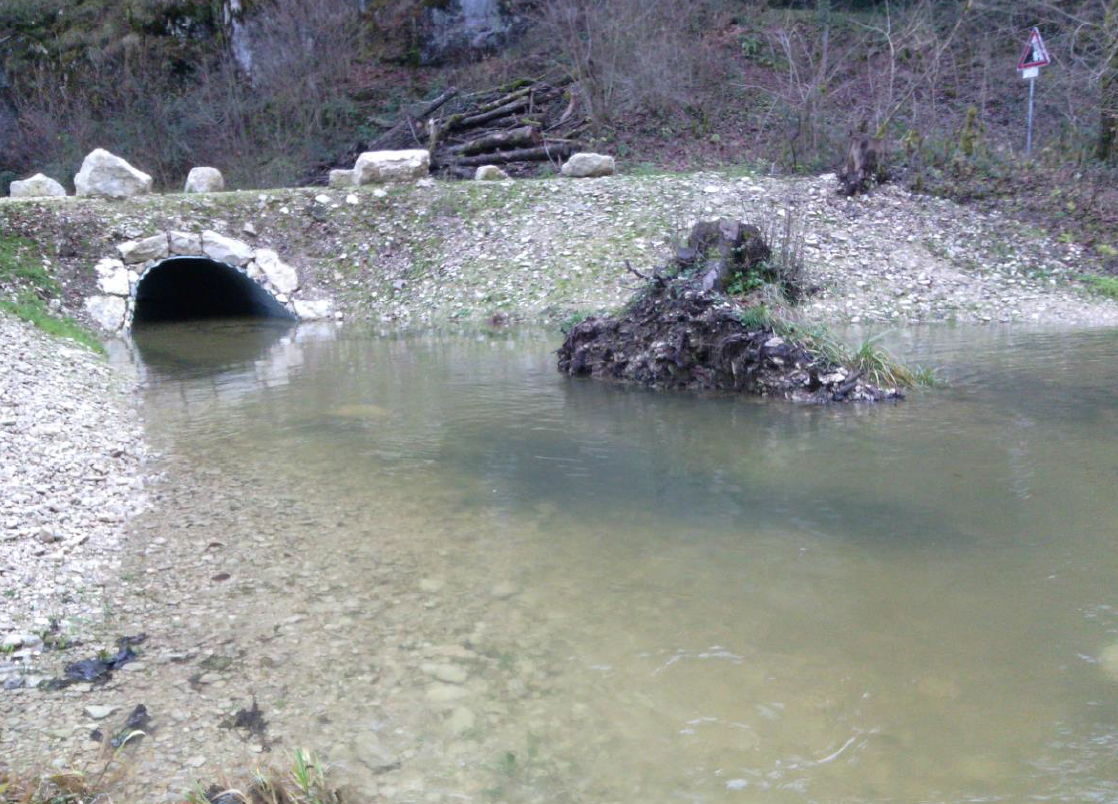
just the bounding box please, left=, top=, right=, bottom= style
left=770, top=314, right=936, bottom=388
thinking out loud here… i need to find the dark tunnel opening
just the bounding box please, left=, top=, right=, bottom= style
left=132, top=257, right=297, bottom=326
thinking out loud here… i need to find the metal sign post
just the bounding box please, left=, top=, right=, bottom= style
left=1018, top=27, right=1050, bottom=156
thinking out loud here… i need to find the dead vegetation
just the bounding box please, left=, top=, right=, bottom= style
left=1, top=749, right=340, bottom=804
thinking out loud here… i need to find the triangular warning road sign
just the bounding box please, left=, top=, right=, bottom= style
left=1018, top=27, right=1050, bottom=70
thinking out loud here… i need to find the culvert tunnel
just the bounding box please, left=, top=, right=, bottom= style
left=132, top=257, right=297, bottom=326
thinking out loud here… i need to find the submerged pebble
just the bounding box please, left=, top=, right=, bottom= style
left=1099, top=644, right=1118, bottom=681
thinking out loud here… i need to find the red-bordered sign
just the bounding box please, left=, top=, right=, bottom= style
left=1018, top=27, right=1050, bottom=70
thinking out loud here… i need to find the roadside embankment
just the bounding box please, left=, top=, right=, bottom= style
left=3, top=171, right=1117, bottom=333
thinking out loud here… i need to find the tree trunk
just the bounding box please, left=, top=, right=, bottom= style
left=1099, top=1, right=1118, bottom=162
left=368, top=89, right=458, bottom=151
left=448, top=142, right=573, bottom=167
left=445, top=126, right=541, bottom=156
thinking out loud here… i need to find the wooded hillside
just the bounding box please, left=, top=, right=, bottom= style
left=2, top=0, right=1116, bottom=250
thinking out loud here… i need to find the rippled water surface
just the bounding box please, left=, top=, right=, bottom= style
left=126, top=321, right=1118, bottom=803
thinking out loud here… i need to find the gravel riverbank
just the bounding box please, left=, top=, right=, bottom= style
left=0, top=314, right=146, bottom=688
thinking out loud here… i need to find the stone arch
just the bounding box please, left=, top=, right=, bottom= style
left=132, top=257, right=297, bottom=325
left=83, top=230, right=334, bottom=333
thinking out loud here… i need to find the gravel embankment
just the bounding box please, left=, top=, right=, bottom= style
left=3, top=171, right=1118, bottom=333
left=0, top=314, right=146, bottom=686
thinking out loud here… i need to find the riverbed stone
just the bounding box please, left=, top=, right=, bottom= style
left=1, top=633, right=41, bottom=650
left=447, top=706, right=475, bottom=734
left=118, top=234, right=169, bottom=265
left=426, top=682, right=467, bottom=704
left=254, top=248, right=299, bottom=294
left=561, top=152, right=615, bottom=178
left=1100, top=643, right=1118, bottom=681
left=422, top=662, right=468, bottom=684
left=83, top=705, right=117, bottom=720
left=74, top=149, right=153, bottom=199
left=10, top=173, right=67, bottom=198
left=353, top=150, right=430, bottom=184
left=84, top=295, right=127, bottom=331
left=490, top=581, right=519, bottom=599
left=201, top=231, right=254, bottom=266
left=184, top=167, right=224, bottom=194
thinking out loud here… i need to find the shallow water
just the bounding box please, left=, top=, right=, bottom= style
left=124, top=321, right=1118, bottom=803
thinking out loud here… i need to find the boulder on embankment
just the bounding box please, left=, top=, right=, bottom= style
left=117, top=234, right=169, bottom=264
left=74, top=149, right=153, bottom=199
left=561, top=152, right=615, bottom=178
left=329, top=169, right=355, bottom=188
left=184, top=166, right=225, bottom=193
left=9, top=173, right=67, bottom=198
left=474, top=165, right=510, bottom=181
left=557, top=218, right=903, bottom=404
left=354, top=150, right=430, bottom=184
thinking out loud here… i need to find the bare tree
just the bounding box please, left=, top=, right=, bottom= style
left=1099, top=0, right=1118, bottom=160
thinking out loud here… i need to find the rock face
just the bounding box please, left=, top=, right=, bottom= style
left=354, top=150, right=430, bottom=184
left=117, top=234, right=169, bottom=265
left=169, top=231, right=202, bottom=255
left=420, top=0, right=512, bottom=64
left=201, top=230, right=254, bottom=266
left=84, top=296, right=127, bottom=331
left=184, top=167, right=225, bottom=193
left=293, top=299, right=334, bottom=320
left=474, top=165, right=509, bottom=181
left=9, top=173, right=66, bottom=198
left=95, top=259, right=131, bottom=296
left=561, top=152, right=616, bottom=178
left=253, top=248, right=299, bottom=295
left=328, top=169, right=355, bottom=188
left=74, top=149, right=153, bottom=199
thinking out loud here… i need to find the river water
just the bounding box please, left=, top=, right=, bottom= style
left=119, top=321, right=1118, bottom=803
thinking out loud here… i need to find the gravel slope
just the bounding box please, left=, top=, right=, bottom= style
left=2, top=170, right=1117, bottom=331
left=0, top=315, right=146, bottom=684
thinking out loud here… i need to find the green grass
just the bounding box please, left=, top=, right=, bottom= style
left=1083, top=274, right=1118, bottom=301
left=0, top=235, right=103, bottom=354
left=849, top=334, right=926, bottom=388
left=736, top=304, right=772, bottom=329
left=775, top=322, right=934, bottom=389
left=0, top=236, right=59, bottom=295
left=3, top=747, right=340, bottom=804
left=0, top=292, right=104, bottom=354
left=182, top=749, right=336, bottom=804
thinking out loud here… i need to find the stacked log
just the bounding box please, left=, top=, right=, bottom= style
left=320, top=78, right=587, bottom=182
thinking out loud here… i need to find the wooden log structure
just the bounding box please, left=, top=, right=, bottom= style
left=444, top=126, right=541, bottom=156
left=320, top=75, right=588, bottom=182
